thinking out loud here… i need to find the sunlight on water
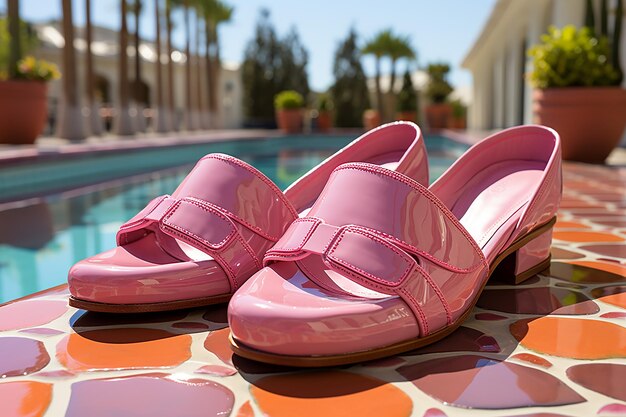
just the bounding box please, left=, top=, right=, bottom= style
left=0, top=135, right=467, bottom=303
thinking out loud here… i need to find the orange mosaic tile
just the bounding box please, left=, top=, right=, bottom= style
left=559, top=199, right=602, bottom=209
left=599, top=292, right=626, bottom=309
left=554, top=220, right=590, bottom=229
left=250, top=371, right=413, bottom=417
left=235, top=401, right=255, bottom=417
left=0, top=381, right=52, bottom=417
left=552, top=231, right=624, bottom=242
left=511, top=317, right=626, bottom=359
left=567, top=260, right=626, bottom=277
left=510, top=353, right=553, bottom=368
left=203, top=328, right=233, bottom=365
left=56, top=328, right=192, bottom=371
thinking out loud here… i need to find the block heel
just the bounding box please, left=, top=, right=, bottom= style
left=490, top=219, right=554, bottom=285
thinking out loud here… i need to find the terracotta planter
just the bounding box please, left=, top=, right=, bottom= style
left=276, top=109, right=303, bottom=133
left=363, top=110, right=381, bottom=130
left=317, top=111, right=332, bottom=133
left=0, top=80, right=48, bottom=144
left=533, top=87, right=626, bottom=163
left=396, top=111, right=417, bottom=123
left=425, top=103, right=452, bottom=129
left=449, top=116, right=466, bottom=129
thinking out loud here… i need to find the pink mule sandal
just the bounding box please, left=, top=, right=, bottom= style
left=68, top=121, right=428, bottom=313
left=228, top=125, right=561, bottom=366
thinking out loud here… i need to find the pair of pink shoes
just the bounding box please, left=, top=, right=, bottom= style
left=68, top=122, right=561, bottom=367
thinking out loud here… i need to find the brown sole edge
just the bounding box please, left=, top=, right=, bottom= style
left=68, top=293, right=232, bottom=313
left=229, top=217, right=556, bottom=367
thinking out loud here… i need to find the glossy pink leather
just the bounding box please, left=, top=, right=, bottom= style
left=514, top=228, right=553, bottom=275
left=68, top=121, right=428, bottom=305
left=228, top=125, right=562, bottom=357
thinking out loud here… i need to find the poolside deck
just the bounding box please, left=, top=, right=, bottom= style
left=0, top=162, right=624, bottom=417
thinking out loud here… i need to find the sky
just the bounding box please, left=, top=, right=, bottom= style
left=9, top=0, right=497, bottom=92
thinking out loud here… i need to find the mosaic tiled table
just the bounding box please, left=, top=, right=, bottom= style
left=1, top=163, right=625, bottom=417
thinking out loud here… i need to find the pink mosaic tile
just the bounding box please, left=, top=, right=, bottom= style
left=0, top=163, right=623, bottom=417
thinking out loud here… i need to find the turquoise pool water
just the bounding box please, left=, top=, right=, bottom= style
left=0, top=135, right=468, bottom=303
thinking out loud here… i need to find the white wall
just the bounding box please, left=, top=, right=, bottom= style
left=464, top=0, right=626, bottom=132
left=35, top=42, right=243, bottom=132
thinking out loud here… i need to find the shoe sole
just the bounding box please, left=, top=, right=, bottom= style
left=229, top=216, right=556, bottom=367
left=68, top=293, right=232, bottom=313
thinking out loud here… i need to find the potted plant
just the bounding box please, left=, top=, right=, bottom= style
left=529, top=8, right=625, bottom=163
left=0, top=13, right=60, bottom=144
left=449, top=99, right=467, bottom=129
left=424, top=63, right=453, bottom=129
left=274, top=90, right=304, bottom=133
left=316, top=93, right=333, bottom=132
left=396, top=70, right=418, bottom=122
left=362, top=109, right=381, bottom=130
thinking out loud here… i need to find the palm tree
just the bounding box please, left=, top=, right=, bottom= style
left=56, top=0, right=87, bottom=140
left=388, top=36, right=414, bottom=95
left=194, top=5, right=207, bottom=129
left=114, top=0, right=135, bottom=135
left=153, top=0, right=167, bottom=132
left=362, top=30, right=392, bottom=122
left=165, top=0, right=177, bottom=130
left=130, top=0, right=147, bottom=132
left=85, top=0, right=102, bottom=135
left=387, top=35, right=415, bottom=118
left=183, top=0, right=195, bottom=130
left=167, top=0, right=195, bottom=130
left=363, top=30, right=415, bottom=123
left=202, top=0, right=232, bottom=128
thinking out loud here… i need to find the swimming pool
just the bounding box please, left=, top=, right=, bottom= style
left=0, top=135, right=468, bottom=303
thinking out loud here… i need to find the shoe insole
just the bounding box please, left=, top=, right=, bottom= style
left=451, top=160, right=545, bottom=249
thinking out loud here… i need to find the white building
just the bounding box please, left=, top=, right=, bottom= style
left=462, top=0, right=626, bottom=130
left=32, top=22, right=243, bottom=130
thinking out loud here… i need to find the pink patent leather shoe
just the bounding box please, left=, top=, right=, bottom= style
left=228, top=125, right=562, bottom=366
left=68, top=122, right=428, bottom=312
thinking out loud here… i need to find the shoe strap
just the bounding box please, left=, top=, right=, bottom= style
left=115, top=154, right=299, bottom=292
left=265, top=164, right=490, bottom=336
left=116, top=195, right=258, bottom=291
left=300, top=163, right=487, bottom=272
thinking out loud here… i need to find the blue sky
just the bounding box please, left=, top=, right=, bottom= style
left=11, top=0, right=496, bottom=91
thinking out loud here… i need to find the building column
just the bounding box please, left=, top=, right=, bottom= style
left=551, top=0, right=585, bottom=27
left=477, top=62, right=494, bottom=130
left=524, top=0, right=551, bottom=124
left=493, top=52, right=505, bottom=128
left=505, top=37, right=522, bottom=126
left=468, top=71, right=479, bottom=129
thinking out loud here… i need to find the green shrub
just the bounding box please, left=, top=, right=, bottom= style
left=12, top=56, right=60, bottom=81
left=397, top=70, right=417, bottom=112
left=0, top=17, right=39, bottom=79
left=317, top=93, right=333, bottom=112
left=528, top=25, right=620, bottom=88
left=425, top=63, right=453, bottom=103
left=450, top=99, right=466, bottom=118
left=274, top=90, right=304, bottom=110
